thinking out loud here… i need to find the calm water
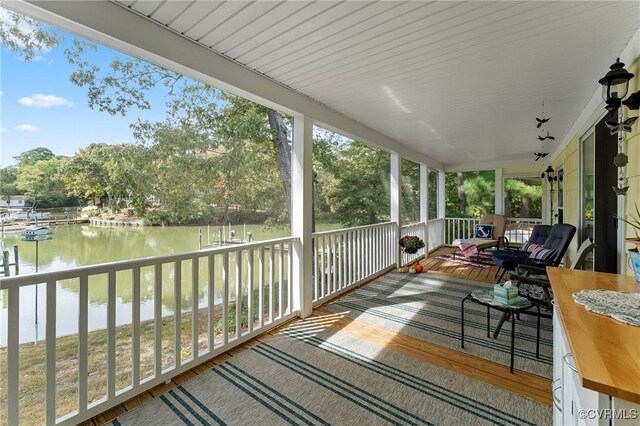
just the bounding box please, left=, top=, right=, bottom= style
left=0, top=223, right=338, bottom=345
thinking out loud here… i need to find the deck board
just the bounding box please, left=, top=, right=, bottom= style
left=421, top=247, right=501, bottom=284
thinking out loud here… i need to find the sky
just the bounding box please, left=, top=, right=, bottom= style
left=0, top=9, right=170, bottom=167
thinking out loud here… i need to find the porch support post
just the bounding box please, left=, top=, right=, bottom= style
left=494, top=168, right=504, bottom=215
left=420, top=163, right=429, bottom=252
left=438, top=170, right=446, bottom=244
left=292, top=115, right=313, bottom=318
left=390, top=153, right=401, bottom=267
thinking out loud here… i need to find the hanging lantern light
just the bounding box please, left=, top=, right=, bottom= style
left=598, top=58, right=634, bottom=113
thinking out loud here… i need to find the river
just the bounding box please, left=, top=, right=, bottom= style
left=0, top=222, right=339, bottom=345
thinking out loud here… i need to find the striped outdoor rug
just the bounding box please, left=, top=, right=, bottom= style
left=325, top=272, right=553, bottom=378
left=112, top=318, right=551, bottom=425
left=436, top=251, right=495, bottom=268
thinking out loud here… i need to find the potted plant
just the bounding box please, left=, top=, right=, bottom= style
left=399, top=235, right=425, bottom=254
left=617, top=204, right=640, bottom=282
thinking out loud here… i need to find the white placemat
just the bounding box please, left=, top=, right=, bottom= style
left=573, top=289, right=640, bottom=326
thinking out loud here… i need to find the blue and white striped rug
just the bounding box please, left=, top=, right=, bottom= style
left=325, top=272, right=553, bottom=378
left=112, top=318, right=551, bottom=426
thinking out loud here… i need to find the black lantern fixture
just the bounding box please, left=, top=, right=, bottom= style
left=542, top=165, right=557, bottom=185
left=598, top=58, right=638, bottom=197
left=598, top=58, right=634, bottom=114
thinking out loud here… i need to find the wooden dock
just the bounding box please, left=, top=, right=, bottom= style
left=1, top=218, right=89, bottom=233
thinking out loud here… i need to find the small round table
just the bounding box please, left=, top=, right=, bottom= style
left=461, top=288, right=541, bottom=373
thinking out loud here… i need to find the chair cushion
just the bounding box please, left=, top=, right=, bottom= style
left=522, top=242, right=541, bottom=253
left=529, top=246, right=557, bottom=261
left=475, top=224, right=493, bottom=239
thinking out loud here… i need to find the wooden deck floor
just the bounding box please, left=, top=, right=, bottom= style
left=86, top=248, right=548, bottom=426
left=419, top=246, right=502, bottom=284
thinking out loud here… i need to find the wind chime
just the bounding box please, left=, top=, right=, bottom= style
left=534, top=100, right=553, bottom=163
left=597, top=58, right=639, bottom=196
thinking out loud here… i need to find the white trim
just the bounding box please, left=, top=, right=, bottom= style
left=7, top=0, right=442, bottom=170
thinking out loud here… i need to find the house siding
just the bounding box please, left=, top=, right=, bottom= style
left=551, top=55, right=640, bottom=274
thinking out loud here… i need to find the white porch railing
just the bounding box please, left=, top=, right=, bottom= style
left=444, top=217, right=544, bottom=246
left=311, top=222, right=396, bottom=306
left=400, top=222, right=427, bottom=265
left=0, top=237, right=296, bottom=426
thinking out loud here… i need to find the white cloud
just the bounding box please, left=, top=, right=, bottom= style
left=0, top=91, right=3, bottom=96
left=15, top=124, right=38, bottom=132
left=0, top=128, right=6, bottom=133
left=18, top=94, right=74, bottom=108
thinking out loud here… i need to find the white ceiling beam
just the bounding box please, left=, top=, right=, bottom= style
left=8, top=0, right=442, bottom=170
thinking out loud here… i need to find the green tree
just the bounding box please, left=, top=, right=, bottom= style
left=0, top=166, right=20, bottom=203
left=14, top=147, right=56, bottom=167
left=16, top=158, right=68, bottom=208
left=0, top=11, right=60, bottom=62
left=324, top=142, right=390, bottom=227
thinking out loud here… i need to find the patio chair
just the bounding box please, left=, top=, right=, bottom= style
left=493, top=223, right=576, bottom=283
left=461, top=214, right=509, bottom=252
left=491, top=237, right=594, bottom=338
left=492, top=224, right=552, bottom=280
left=510, top=237, right=596, bottom=311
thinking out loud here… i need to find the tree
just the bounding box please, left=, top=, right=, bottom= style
left=16, top=158, right=68, bottom=208
left=324, top=142, right=390, bottom=227
left=14, top=147, right=55, bottom=167
left=65, top=40, right=293, bottom=221
left=0, top=10, right=60, bottom=62
left=0, top=166, right=20, bottom=203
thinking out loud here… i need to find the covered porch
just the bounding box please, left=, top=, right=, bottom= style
left=2, top=1, right=640, bottom=425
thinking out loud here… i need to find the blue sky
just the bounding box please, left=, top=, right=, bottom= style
left=1, top=12, right=170, bottom=166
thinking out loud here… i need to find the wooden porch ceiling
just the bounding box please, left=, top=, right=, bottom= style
left=111, top=0, right=640, bottom=170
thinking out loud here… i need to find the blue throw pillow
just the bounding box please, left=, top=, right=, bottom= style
left=475, top=224, right=493, bottom=239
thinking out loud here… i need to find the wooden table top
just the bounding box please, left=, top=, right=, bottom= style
left=548, top=267, right=640, bottom=404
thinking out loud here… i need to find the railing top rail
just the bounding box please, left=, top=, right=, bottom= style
left=400, top=222, right=423, bottom=228
left=312, top=221, right=393, bottom=237
left=428, top=218, right=444, bottom=222
left=0, top=236, right=298, bottom=289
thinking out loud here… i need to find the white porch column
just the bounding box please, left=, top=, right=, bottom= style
left=494, top=168, right=504, bottom=215
left=390, top=153, right=401, bottom=267
left=420, top=163, right=429, bottom=252
left=438, top=170, right=446, bottom=244
left=291, top=116, right=313, bottom=318
left=437, top=170, right=446, bottom=219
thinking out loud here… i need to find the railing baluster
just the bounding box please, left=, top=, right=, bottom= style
left=259, top=247, right=264, bottom=328
left=338, top=234, right=343, bottom=290
left=7, top=286, right=19, bottom=426
left=174, top=261, right=182, bottom=367
left=269, top=244, right=274, bottom=323
left=107, top=271, right=116, bottom=398
left=320, top=235, right=325, bottom=299
left=191, top=258, right=199, bottom=360
left=313, top=236, right=318, bottom=302
left=331, top=234, right=336, bottom=295
left=278, top=242, right=284, bottom=318
left=287, top=243, right=292, bottom=314
left=222, top=252, right=229, bottom=345
left=79, top=274, right=89, bottom=414
left=247, top=249, right=254, bottom=333
left=207, top=254, right=215, bottom=350
left=154, top=264, right=162, bottom=377
left=235, top=250, right=242, bottom=340
left=46, top=281, right=57, bottom=424
left=132, top=268, right=140, bottom=387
